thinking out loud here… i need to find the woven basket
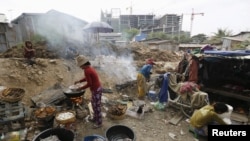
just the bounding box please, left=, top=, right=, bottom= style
left=0, top=88, right=25, bottom=103
left=34, top=106, right=57, bottom=121
left=108, top=105, right=127, bottom=120
left=109, top=113, right=126, bottom=120
left=55, top=110, right=76, bottom=124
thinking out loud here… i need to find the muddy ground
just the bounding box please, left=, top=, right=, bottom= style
left=0, top=42, right=206, bottom=141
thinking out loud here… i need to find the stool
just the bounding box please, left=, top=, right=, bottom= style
left=0, top=117, right=25, bottom=132
left=0, top=101, right=25, bottom=132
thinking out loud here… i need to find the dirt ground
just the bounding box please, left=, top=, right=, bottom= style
left=0, top=42, right=206, bottom=141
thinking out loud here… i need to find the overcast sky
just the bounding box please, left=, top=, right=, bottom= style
left=1, top=0, right=249, bottom=36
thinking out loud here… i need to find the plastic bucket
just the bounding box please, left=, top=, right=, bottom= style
left=105, top=125, right=136, bottom=141
left=32, top=128, right=74, bottom=141
left=148, top=90, right=158, bottom=102
left=83, top=135, right=106, bottom=141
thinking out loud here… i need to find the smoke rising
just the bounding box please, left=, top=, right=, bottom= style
left=34, top=11, right=137, bottom=83
left=93, top=54, right=137, bottom=84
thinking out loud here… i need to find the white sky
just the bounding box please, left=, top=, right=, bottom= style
left=0, top=0, right=249, bottom=36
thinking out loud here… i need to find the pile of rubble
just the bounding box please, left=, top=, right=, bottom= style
left=0, top=41, right=185, bottom=140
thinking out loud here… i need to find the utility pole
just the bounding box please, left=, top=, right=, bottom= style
left=184, top=8, right=204, bottom=36
left=126, top=2, right=133, bottom=30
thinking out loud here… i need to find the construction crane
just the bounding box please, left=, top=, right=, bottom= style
left=126, top=2, right=133, bottom=15
left=184, top=8, right=204, bottom=36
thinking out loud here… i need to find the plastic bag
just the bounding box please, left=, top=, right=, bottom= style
left=154, top=101, right=166, bottom=110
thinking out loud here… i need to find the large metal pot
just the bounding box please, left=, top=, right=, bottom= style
left=63, top=89, right=85, bottom=98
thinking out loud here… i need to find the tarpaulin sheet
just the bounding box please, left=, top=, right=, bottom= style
left=204, top=50, right=250, bottom=56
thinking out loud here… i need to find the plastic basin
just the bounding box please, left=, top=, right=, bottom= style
left=32, top=128, right=74, bottom=141
left=105, top=125, right=136, bottom=141
left=83, top=135, right=106, bottom=141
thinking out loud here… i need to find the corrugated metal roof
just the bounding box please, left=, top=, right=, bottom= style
left=222, top=37, right=244, bottom=41
left=231, top=31, right=250, bottom=37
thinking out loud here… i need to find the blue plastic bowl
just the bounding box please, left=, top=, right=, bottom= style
left=83, top=135, right=106, bottom=141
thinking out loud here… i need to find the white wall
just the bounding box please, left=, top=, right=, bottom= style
left=0, top=14, right=7, bottom=23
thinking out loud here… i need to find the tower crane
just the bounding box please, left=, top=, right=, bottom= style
left=126, top=2, right=133, bottom=15
left=184, top=8, right=204, bottom=36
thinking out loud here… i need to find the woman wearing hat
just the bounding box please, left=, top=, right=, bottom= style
left=74, top=55, right=103, bottom=129
left=137, top=58, right=155, bottom=99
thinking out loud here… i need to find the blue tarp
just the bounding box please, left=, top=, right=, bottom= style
left=203, top=50, right=250, bottom=62
left=135, top=33, right=147, bottom=42
left=204, top=50, right=250, bottom=56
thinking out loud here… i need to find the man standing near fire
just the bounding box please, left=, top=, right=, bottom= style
left=137, top=58, right=155, bottom=99
left=74, top=55, right=103, bottom=129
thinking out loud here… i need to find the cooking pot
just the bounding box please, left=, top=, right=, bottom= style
left=63, top=89, right=85, bottom=98
left=105, top=125, right=136, bottom=141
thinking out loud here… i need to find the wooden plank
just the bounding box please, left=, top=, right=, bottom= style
left=31, top=88, right=66, bottom=106
left=202, top=87, right=250, bottom=102
left=169, top=111, right=184, bottom=125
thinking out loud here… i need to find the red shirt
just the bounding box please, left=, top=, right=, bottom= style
left=79, top=66, right=101, bottom=91
left=24, top=46, right=35, bottom=59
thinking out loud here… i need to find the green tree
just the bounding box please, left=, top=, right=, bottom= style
left=147, top=32, right=192, bottom=43
left=124, top=28, right=139, bottom=41
left=238, top=38, right=250, bottom=49
left=147, top=32, right=171, bottom=40
left=191, top=34, right=208, bottom=43
left=213, top=28, right=233, bottom=38
left=178, top=34, right=192, bottom=43
left=208, top=28, right=233, bottom=44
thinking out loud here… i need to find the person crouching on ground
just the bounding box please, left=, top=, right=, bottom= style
left=23, top=40, right=36, bottom=65
left=137, top=58, right=155, bottom=100
left=189, top=102, right=229, bottom=136
left=74, top=55, right=103, bottom=129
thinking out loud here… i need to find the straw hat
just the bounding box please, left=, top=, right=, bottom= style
left=76, top=55, right=89, bottom=67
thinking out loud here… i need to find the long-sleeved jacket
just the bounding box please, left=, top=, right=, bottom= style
left=190, top=105, right=227, bottom=128
left=139, top=64, right=153, bottom=80
left=79, top=65, right=101, bottom=91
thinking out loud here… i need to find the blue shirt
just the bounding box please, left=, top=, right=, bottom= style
left=139, top=64, right=153, bottom=79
